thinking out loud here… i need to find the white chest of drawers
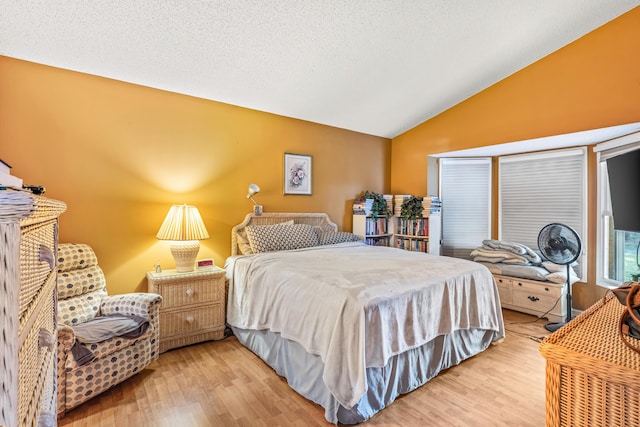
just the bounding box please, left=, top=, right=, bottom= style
left=0, top=191, right=66, bottom=427
left=493, top=274, right=566, bottom=323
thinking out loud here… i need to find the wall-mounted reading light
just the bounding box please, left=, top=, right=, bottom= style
left=247, top=183, right=263, bottom=216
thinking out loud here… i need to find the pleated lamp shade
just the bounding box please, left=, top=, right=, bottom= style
left=156, top=204, right=209, bottom=272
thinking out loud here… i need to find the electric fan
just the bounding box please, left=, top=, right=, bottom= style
left=537, top=223, right=582, bottom=332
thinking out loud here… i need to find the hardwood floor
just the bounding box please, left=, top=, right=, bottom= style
left=57, top=309, right=549, bottom=426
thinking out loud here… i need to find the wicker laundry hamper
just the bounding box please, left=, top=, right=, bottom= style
left=539, top=291, right=640, bottom=427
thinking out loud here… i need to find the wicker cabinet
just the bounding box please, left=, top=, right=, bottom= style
left=0, top=191, right=66, bottom=427
left=493, top=274, right=566, bottom=323
left=147, top=267, right=226, bottom=352
left=539, top=293, right=640, bottom=427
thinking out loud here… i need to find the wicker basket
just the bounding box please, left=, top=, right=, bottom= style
left=539, top=292, right=640, bottom=427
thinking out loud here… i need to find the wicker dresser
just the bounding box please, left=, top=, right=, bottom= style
left=147, top=266, right=226, bottom=352
left=539, top=292, right=640, bottom=427
left=0, top=190, right=66, bottom=427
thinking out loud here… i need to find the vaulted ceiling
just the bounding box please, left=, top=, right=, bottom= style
left=2, top=1, right=639, bottom=138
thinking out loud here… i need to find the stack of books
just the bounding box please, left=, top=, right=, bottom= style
left=0, top=159, right=23, bottom=189
left=394, top=195, right=411, bottom=216
left=423, top=195, right=442, bottom=216
left=353, top=198, right=373, bottom=215
left=383, top=194, right=393, bottom=214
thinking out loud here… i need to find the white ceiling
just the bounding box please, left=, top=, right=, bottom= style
left=1, top=1, right=639, bottom=138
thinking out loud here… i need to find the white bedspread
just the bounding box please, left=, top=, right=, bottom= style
left=225, top=242, right=504, bottom=409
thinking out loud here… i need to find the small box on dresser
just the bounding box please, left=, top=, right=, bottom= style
left=147, top=266, right=226, bottom=353
left=0, top=190, right=66, bottom=427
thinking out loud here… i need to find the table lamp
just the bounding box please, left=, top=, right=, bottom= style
left=156, top=204, right=210, bottom=272
left=247, top=183, right=263, bottom=216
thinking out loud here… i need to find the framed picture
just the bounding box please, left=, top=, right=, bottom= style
left=284, top=153, right=312, bottom=195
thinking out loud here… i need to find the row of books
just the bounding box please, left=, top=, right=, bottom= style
left=365, top=236, right=391, bottom=246
left=396, top=237, right=429, bottom=252
left=396, top=217, right=429, bottom=236
left=364, top=218, right=389, bottom=235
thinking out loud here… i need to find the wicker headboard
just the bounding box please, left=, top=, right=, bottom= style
left=230, top=212, right=338, bottom=255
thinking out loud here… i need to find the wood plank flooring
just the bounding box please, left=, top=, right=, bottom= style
left=57, top=309, right=549, bottom=426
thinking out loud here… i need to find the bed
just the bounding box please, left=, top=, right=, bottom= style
left=225, top=212, right=505, bottom=424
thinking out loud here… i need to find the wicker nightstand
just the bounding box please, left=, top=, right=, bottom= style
left=147, top=266, right=226, bottom=353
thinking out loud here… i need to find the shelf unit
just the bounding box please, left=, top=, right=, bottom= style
left=352, top=215, right=393, bottom=247
left=394, top=214, right=441, bottom=254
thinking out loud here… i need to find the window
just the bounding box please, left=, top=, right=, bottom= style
left=499, top=148, right=587, bottom=279
left=595, top=133, right=640, bottom=287
left=439, top=158, right=491, bottom=259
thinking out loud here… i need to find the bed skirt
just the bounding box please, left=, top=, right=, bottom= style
left=231, top=326, right=499, bottom=424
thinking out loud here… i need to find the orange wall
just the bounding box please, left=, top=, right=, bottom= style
left=0, top=57, right=390, bottom=294
left=391, top=7, right=640, bottom=308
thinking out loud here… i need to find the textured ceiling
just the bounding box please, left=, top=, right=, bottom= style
left=1, top=1, right=639, bottom=138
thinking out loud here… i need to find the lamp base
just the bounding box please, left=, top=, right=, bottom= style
left=169, top=240, right=200, bottom=272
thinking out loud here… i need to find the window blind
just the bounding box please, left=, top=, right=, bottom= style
left=499, top=147, right=586, bottom=278
left=439, top=158, right=491, bottom=259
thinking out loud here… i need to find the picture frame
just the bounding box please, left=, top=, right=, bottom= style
left=284, top=153, right=312, bottom=195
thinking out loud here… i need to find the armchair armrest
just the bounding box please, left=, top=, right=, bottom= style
left=101, top=293, right=163, bottom=351
left=58, top=324, right=76, bottom=352
left=100, top=292, right=162, bottom=319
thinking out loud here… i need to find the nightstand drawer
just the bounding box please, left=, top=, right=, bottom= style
left=160, top=304, right=224, bottom=338
left=157, top=277, right=221, bottom=309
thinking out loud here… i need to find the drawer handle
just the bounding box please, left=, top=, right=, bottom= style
left=528, top=295, right=540, bottom=302
left=545, top=287, right=550, bottom=292
left=185, top=288, right=195, bottom=297
left=518, top=282, right=523, bottom=286
left=186, top=315, right=195, bottom=324
left=39, top=328, right=55, bottom=351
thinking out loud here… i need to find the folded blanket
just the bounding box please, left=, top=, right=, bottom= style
left=482, top=239, right=541, bottom=264
left=471, top=248, right=530, bottom=265
left=73, top=314, right=150, bottom=344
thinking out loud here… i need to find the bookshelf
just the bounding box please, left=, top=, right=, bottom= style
left=352, top=214, right=393, bottom=247
left=394, top=214, right=441, bottom=254
left=352, top=194, right=441, bottom=253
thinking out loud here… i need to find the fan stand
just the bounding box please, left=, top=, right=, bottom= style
left=544, top=263, right=573, bottom=332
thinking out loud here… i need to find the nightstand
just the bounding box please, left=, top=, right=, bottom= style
left=147, top=266, right=226, bottom=353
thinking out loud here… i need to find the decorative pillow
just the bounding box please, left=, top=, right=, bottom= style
left=546, top=272, right=580, bottom=284
left=499, top=264, right=550, bottom=282
left=542, top=261, right=576, bottom=273
left=246, top=223, right=319, bottom=253
left=318, top=231, right=361, bottom=245
left=238, top=220, right=295, bottom=255
left=237, top=231, right=253, bottom=255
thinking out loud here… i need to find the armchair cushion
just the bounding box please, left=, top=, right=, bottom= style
left=57, top=244, right=108, bottom=326
left=101, top=292, right=162, bottom=320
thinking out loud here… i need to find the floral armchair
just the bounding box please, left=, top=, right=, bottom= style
left=56, top=243, right=162, bottom=416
